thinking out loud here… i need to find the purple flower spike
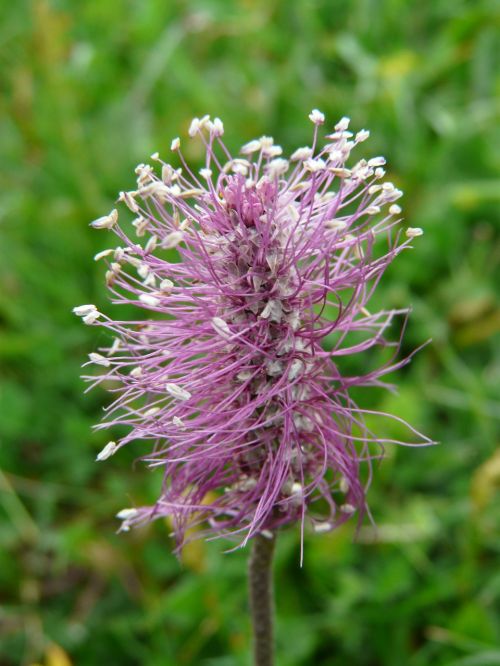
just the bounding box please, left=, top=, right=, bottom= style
left=77, top=112, right=431, bottom=555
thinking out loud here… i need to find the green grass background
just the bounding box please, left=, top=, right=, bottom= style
left=1, top=0, right=499, bottom=664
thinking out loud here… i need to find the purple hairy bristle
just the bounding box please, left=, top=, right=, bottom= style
left=75, top=111, right=430, bottom=556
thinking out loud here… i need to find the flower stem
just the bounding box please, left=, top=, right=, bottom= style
left=248, top=532, right=276, bottom=666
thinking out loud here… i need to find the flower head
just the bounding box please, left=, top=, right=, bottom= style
left=78, top=112, right=430, bottom=552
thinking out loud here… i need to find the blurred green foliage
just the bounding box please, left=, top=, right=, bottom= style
left=1, top=0, right=499, bottom=664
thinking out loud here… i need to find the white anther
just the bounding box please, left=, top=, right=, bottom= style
left=240, top=139, right=262, bottom=155
left=211, top=317, right=232, bottom=340
left=389, top=204, right=402, bottom=215
left=108, top=338, right=122, bottom=355
left=365, top=205, right=381, bottom=215
left=88, top=352, right=110, bottom=367
left=329, top=167, right=351, bottom=178
left=162, top=231, right=184, bottom=249
left=355, top=129, right=370, bottom=142
left=150, top=152, right=160, bottom=160
left=83, top=311, right=101, bottom=325
left=139, top=294, right=160, bottom=307
left=265, top=145, right=283, bottom=158
left=236, top=370, right=253, bottom=382
left=309, top=109, right=325, bottom=125
left=325, top=219, right=347, bottom=230
left=212, top=117, right=224, bottom=136
left=339, top=477, right=350, bottom=493
left=199, top=168, right=212, bottom=180
left=132, top=216, right=149, bottom=237
left=405, top=227, right=423, bottom=238
left=116, top=508, right=138, bottom=520
left=143, top=407, right=160, bottom=418
left=288, top=359, right=303, bottom=380
left=172, top=416, right=185, bottom=428
left=304, top=158, right=326, bottom=173
left=90, top=209, right=118, bottom=229
left=137, top=263, right=149, bottom=280
left=118, top=191, right=139, bottom=213
left=94, top=249, right=114, bottom=261
left=166, top=383, right=191, bottom=401
left=160, top=278, right=174, bottom=293
left=260, top=299, right=283, bottom=323
left=326, top=148, right=343, bottom=162
left=334, top=116, right=350, bottom=131
left=340, top=503, right=356, bottom=514
left=286, top=310, right=301, bottom=331
left=266, top=158, right=289, bottom=178
left=314, top=522, right=332, bottom=533
left=290, top=146, right=313, bottom=161
left=266, top=360, right=283, bottom=377
left=96, top=441, right=118, bottom=461
left=259, top=136, right=274, bottom=149
left=368, top=156, right=386, bottom=167
left=73, top=304, right=97, bottom=317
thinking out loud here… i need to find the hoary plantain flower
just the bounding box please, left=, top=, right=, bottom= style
left=75, top=111, right=430, bottom=556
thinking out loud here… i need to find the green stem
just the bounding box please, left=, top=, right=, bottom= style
left=248, top=532, right=276, bottom=666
